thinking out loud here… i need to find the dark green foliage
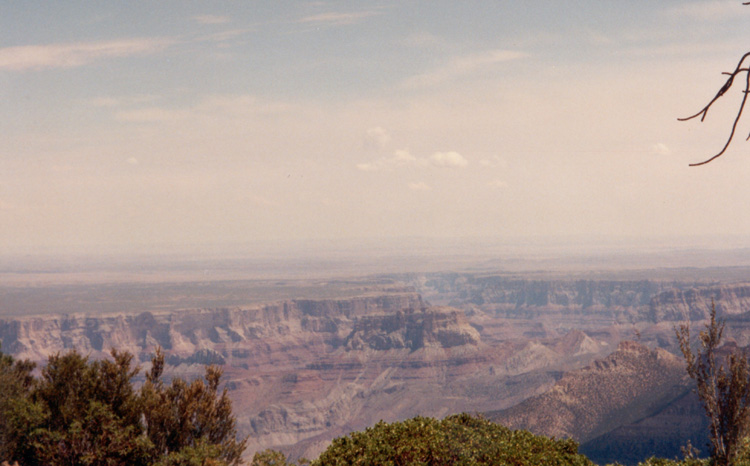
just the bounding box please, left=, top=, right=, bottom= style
left=0, top=343, right=246, bottom=466
left=250, top=449, right=310, bottom=466
left=28, top=349, right=153, bottom=466
left=142, top=348, right=247, bottom=466
left=313, top=413, right=593, bottom=466
left=153, top=437, right=226, bottom=466
left=632, top=458, right=708, bottom=466
left=251, top=449, right=294, bottom=466
left=629, top=437, right=750, bottom=466
left=34, top=400, right=152, bottom=466
left=0, top=342, right=40, bottom=463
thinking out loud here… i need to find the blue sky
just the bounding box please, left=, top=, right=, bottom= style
left=3, top=1, right=750, bottom=255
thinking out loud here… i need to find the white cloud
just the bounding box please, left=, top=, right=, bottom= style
left=392, top=150, right=417, bottom=164
left=408, top=181, right=431, bottom=191
left=621, top=41, right=739, bottom=59
left=652, top=143, right=671, bottom=155
left=403, top=32, right=446, bottom=49
left=357, top=149, right=418, bottom=171
left=126, top=157, right=139, bottom=165
left=0, top=38, right=172, bottom=71
left=364, top=126, right=391, bottom=150
left=479, top=155, right=507, bottom=168
left=90, top=97, right=121, bottom=108
left=666, top=1, right=742, bottom=22
left=402, top=49, right=526, bottom=89
left=429, top=151, right=468, bottom=168
left=297, top=11, right=379, bottom=26
left=197, top=94, right=296, bottom=116
left=198, top=28, right=253, bottom=44
left=358, top=149, right=469, bottom=171
left=488, top=179, right=508, bottom=189
left=115, top=107, right=186, bottom=123
left=193, top=15, right=232, bottom=25
left=88, top=94, right=161, bottom=110
left=111, top=95, right=295, bottom=126
left=355, top=162, right=379, bottom=172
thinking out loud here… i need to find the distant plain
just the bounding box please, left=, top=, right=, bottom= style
left=4, top=241, right=750, bottom=317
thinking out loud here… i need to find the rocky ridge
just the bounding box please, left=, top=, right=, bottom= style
left=489, top=341, right=689, bottom=442
left=488, top=340, right=697, bottom=465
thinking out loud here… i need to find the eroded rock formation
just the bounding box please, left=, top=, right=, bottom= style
left=7, top=277, right=750, bottom=462
left=490, top=341, right=688, bottom=442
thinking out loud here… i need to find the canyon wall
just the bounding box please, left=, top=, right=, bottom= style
left=423, top=275, right=737, bottom=321
left=5, top=276, right=750, bottom=462
left=0, top=283, right=613, bottom=460
left=0, top=291, right=423, bottom=361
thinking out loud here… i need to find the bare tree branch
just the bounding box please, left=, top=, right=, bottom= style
left=680, top=53, right=750, bottom=166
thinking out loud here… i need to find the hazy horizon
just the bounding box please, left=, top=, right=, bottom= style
left=5, top=231, right=750, bottom=258
left=6, top=234, right=750, bottom=287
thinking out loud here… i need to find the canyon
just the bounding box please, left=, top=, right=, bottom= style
left=3, top=270, right=750, bottom=463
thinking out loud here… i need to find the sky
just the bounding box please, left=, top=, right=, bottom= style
left=3, top=1, right=750, bottom=256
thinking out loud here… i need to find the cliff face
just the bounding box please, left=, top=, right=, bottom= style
left=344, top=307, right=480, bottom=351
left=648, top=285, right=750, bottom=321
left=425, top=275, right=750, bottom=327
left=426, top=276, right=665, bottom=314
left=0, top=292, right=424, bottom=362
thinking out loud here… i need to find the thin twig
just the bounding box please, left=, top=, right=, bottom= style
left=681, top=53, right=750, bottom=165
left=690, top=71, right=750, bottom=166
left=679, top=53, right=750, bottom=122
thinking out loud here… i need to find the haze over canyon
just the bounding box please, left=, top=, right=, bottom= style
left=4, top=248, right=750, bottom=464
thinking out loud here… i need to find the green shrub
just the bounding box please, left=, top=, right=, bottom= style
left=0, top=345, right=246, bottom=466
left=313, top=413, right=593, bottom=466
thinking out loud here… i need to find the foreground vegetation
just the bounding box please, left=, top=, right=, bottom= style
left=252, top=415, right=739, bottom=466
left=316, top=413, right=592, bottom=466
left=252, top=413, right=592, bottom=466
left=5, top=342, right=750, bottom=466
left=0, top=345, right=246, bottom=466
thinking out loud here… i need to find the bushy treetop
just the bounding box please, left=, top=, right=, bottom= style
left=313, top=413, right=592, bottom=466
left=0, top=344, right=246, bottom=466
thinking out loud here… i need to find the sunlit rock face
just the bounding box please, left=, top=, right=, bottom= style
left=0, top=292, right=425, bottom=361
